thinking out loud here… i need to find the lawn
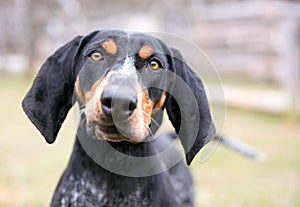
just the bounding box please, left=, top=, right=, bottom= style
left=0, top=74, right=299, bottom=206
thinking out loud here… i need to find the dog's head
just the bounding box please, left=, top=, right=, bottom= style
left=22, top=30, right=215, bottom=164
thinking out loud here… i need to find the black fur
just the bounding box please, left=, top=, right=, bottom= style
left=166, top=48, right=215, bottom=165
left=22, top=30, right=215, bottom=206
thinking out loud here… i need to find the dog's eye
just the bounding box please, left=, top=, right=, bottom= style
left=149, top=60, right=161, bottom=70
left=90, top=51, right=103, bottom=61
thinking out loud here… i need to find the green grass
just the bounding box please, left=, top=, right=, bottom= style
left=0, top=74, right=299, bottom=206
left=192, top=108, right=300, bottom=207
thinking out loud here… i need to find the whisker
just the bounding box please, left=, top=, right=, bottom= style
left=142, top=111, right=160, bottom=128
left=74, top=107, right=86, bottom=124
left=145, top=123, right=153, bottom=135
left=75, top=109, right=85, bottom=122
left=79, top=107, right=85, bottom=114
left=143, top=123, right=155, bottom=139
left=80, top=115, right=87, bottom=125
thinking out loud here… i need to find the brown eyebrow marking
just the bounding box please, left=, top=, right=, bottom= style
left=139, top=45, right=153, bottom=59
left=102, top=39, right=117, bottom=55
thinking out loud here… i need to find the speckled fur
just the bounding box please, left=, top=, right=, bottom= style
left=50, top=137, right=194, bottom=207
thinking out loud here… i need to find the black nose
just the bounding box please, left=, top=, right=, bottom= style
left=101, top=87, right=138, bottom=119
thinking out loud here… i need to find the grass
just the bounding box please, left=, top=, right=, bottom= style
left=192, top=108, right=300, bottom=207
left=0, top=74, right=299, bottom=206
left=0, top=74, right=75, bottom=206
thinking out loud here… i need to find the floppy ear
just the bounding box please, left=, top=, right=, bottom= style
left=166, top=48, right=216, bottom=165
left=22, top=32, right=97, bottom=144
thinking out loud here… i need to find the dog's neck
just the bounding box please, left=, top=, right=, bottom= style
left=54, top=120, right=182, bottom=206
left=70, top=138, right=157, bottom=172
left=55, top=139, right=171, bottom=206
left=69, top=112, right=179, bottom=178
left=73, top=136, right=159, bottom=165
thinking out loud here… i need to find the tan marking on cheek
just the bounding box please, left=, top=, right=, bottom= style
left=75, top=76, right=85, bottom=104
left=102, top=39, right=117, bottom=55
left=153, top=91, right=166, bottom=110
left=85, top=77, right=112, bottom=125
left=139, top=45, right=153, bottom=59
left=84, top=78, right=105, bottom=123
left=141, top=88, right=154, bottom=126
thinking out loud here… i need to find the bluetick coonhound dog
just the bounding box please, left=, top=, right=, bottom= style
left=22, top=30, right=215, bottom=207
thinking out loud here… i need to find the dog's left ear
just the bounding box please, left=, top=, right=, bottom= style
left=166, top=48, right=216, bottom=165
left=22, top=31, right=98, bottom=144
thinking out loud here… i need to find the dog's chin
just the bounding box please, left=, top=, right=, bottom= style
left=86, top=122, right=148, bottom=143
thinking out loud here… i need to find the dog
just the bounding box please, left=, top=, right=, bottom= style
left=22, top=29, right=215, bottom=207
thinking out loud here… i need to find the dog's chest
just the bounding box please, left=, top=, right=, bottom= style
left=55, top=172, right=156, bottom=207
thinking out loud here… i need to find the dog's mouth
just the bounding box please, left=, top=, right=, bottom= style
left=86, top=121, right=149, bottom=143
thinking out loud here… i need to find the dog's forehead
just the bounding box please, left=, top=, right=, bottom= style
left=87, top=30, right=164, bottom=57
left=77, top=31, right=169, bottom=94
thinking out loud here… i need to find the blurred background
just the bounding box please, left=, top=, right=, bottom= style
left=0, top=0, right=299, bottom=206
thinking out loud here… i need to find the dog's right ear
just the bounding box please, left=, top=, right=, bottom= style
left=22, top=31, right=98, bottom=144
left=165, top=48, right=215, bottom=165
